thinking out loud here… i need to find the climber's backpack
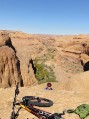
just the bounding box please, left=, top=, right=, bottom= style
left=67, top=104, right=89, bottom=119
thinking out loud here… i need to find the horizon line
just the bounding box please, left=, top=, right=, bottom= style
left=0, top=29, right=89, bottom=36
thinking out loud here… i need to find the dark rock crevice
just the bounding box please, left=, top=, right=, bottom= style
left=5, top=37, right=16, bottom=53
left=28, top=59, right=36, bottom=74
left=83, top=61, right=89, bottom=71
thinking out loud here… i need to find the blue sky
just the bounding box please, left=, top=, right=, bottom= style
left=0, top=0, right=89, bottom=35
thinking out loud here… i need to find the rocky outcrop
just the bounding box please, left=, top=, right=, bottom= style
left=9, top=31, right=31, bottom=39
left=0, top=33, right=38, bottom=88
left=80, top=54, right=89, bottom=65
left=0, top=33, right=16, bottom=52
left=0, top=34, right=22, bottom=88
left=0, top=46, right=21, bottom=88
left=24, top=62, right=38, bottom=86
left=65, top=71, right=89, bottom=93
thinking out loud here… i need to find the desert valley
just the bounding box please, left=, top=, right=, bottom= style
left=0, top=30, right=89, bottom=119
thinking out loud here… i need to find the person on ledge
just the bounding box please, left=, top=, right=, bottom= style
left=45, top=82, right=53, bottom=90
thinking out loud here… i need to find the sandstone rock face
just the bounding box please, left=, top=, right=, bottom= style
left=0, top=33, right=22, bottom=88
left=9, top=31, right=31, bottom=39
left=1, top=30, right=89, bottom=88
left=0, top=46, right=21, bottom=88
left=0, top=33, right=16, bottom=52
left=80, top=53, right=89, bottom=64
left=0, top=33, right=38, bottom=88
left=24, top=63, right=38, bottom=86
left=65, top=71, right=89, bottom=93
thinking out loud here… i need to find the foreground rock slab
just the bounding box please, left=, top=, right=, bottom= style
left=0, top=82, right=89, bottom=119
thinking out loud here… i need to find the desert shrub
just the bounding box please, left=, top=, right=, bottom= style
left=34, top=60, right=56, bottom=84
